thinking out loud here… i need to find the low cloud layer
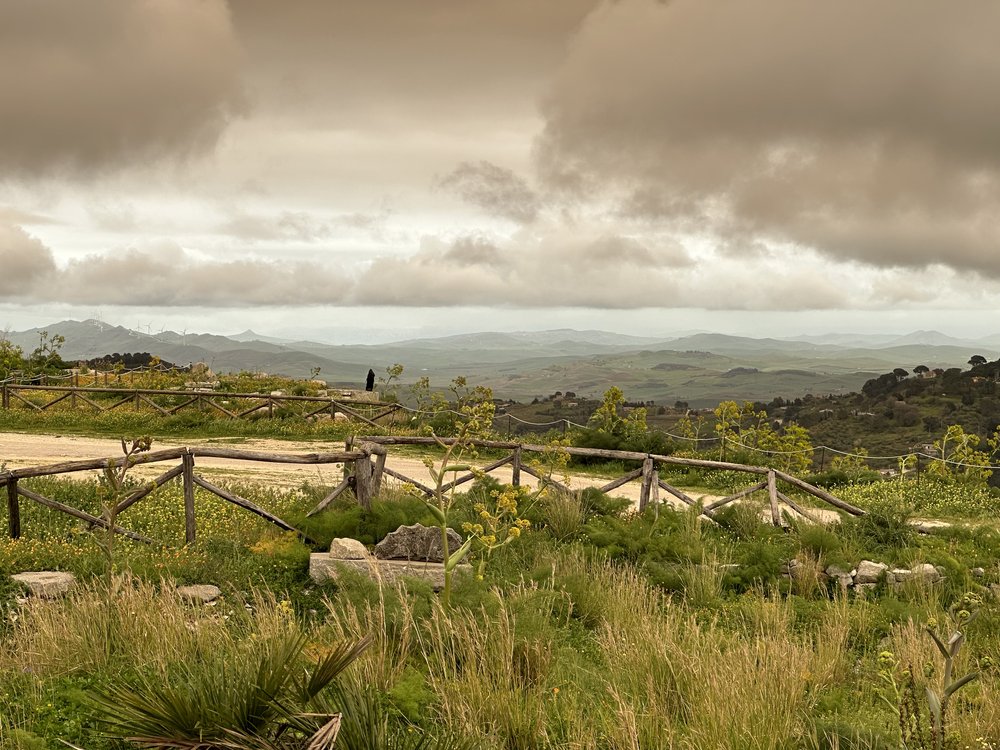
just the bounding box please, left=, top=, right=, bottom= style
left=538, top=0, right=1000, bottom=277
left=2, top=219, right=990, bottom=312
left=0, top=0, right=244, bottom=175
left=0, top=223, right=342, bottom=306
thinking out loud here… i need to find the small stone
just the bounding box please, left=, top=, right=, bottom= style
left=329, top=538, right=370, bottom=559
left=374, top=524, right=464, bottom=563
left=11, top=571, right=76, bottom=598
left=972, top=567, right=986, bottom=578
left=855, top=560, right=889, bottom=585
left=177, top=584, right=222, bottom=604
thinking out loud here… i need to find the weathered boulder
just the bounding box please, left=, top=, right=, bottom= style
left=329, top=538, right=370, bottom=559
left=911, top=563, right=941, bottom=582
left=855, top=560, right=889, bottom=585
left=375, top=524, right=464, bottom=563
left=11, top=571, right=76, bottom=598
left=824, top=563, right=853, bottom=589
left=177, top=584, right=221, bottom=604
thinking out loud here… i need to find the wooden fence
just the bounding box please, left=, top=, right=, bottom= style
left=0, top=438, right=862, bottom=546
left=0, top=384, right=401, bottom=428
left=0, top=444, right=388, bottom=545
left=354, top=436, right=863, bottom=524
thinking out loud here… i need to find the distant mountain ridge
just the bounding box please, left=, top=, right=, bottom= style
left=5, top=319, right=997, bottom=406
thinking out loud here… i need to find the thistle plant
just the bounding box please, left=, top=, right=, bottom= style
left=95, top=436, right=152, bottom=586
left=461, top=484, right=532, bottom=580
left=419, top=380, right=495, bottom=607
left=460, top=438, right=569, bottom=576
left=878, top=592, right=986, bottom=750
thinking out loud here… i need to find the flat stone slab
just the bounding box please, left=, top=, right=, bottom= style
left=11, top=571, right=77, bottom=598
left=310, top=554, right=471, bottom=591
left=177, top=584, right=222, bottom=604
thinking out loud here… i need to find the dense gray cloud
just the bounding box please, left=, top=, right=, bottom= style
left=0, top=224, right=56, bottom=295
left=538, top=0, right=1000, bottom=276
left=0, top=0, right=245, bottom=175
left=231, top=0, right=598, bottom=118
left=438, top=162, right=541, bottom=224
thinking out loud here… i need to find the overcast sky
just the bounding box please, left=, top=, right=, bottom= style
left=2, top=0, right=999, bottom=344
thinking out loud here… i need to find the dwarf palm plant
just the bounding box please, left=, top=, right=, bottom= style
left=88, top=633, right=371, bottom=750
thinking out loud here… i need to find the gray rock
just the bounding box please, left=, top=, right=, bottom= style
left=855, top=560, right=889, bottom=585
left=855, top=583, right=878, bottom=597
left=891, top=568, right=913, bottom=583
left=329, top=538, right=370, bottom=559
left=177, top=584, right=221, bottom=604
left=11, top=571, right=76, bottom=598
left=309, top=554, right=471, bottom=591
left=823, top=564, right=853, bottom=589
left=825, top=564, right=852, bottom=578
left=374, top=524, right=464, bottom=563
left=911, top=563, right=941, bottom=582
left=972, top=567, right=986, bottom=578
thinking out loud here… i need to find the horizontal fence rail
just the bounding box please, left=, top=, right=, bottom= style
left=1, top=438, right=860, bottom=547
left=0, top=383, right=402, bottom=427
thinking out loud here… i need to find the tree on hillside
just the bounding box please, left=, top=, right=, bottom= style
left=913, top=364, right=929, bottom=375
left=27, top=330, right=66, bottom=375
left=588, top=386, right=647, bottom=442
left=970, top=355, right=988, bottom=367
left=0, top=334, right=24, bottom=378
left=892, top=367, right=909, bottom=380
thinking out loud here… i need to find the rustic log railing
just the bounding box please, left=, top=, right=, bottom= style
left=1, top=437, right=861, bottom=545
left=355, top=435, right=864, bottom=524
left=0, top=384, right=402, bottom=427
left=0, top=446, right=379, bottom=544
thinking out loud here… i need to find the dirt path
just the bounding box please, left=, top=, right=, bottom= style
left=0, top=431, right=843, bottom=523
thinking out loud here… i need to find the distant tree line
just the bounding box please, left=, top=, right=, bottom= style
left=84, top=352, right=182, bottom=370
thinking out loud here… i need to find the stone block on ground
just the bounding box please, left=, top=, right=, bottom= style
left=374, top=524, right=464, bottom=563
left=329, top=538, right=370, bottom=559
left=309, top=554, right=471, bottom=591
left=855, top=560, right=889, bottom=585
left=891, top=568, right=913, bottom=583
left=911, top=563, right=941, bottom=582
left=11, top=571, right=77, bottom=598
left=177, top=584, right=222, bottom=604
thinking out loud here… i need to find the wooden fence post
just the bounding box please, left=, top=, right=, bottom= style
left=767, top=470, right=781, bottom=527
left=353, top=456, right=373, bottom=511
left=371, top=452, right=386, bottom=497
left=1, top=384, right=8, bottom=410
left=182, top=452, right=196, bottom=544
left=639, top=455, right=654, bottom=512
left=6, top=479, right=19, bottom=539
left=511, top=447, right=521, bottom=487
